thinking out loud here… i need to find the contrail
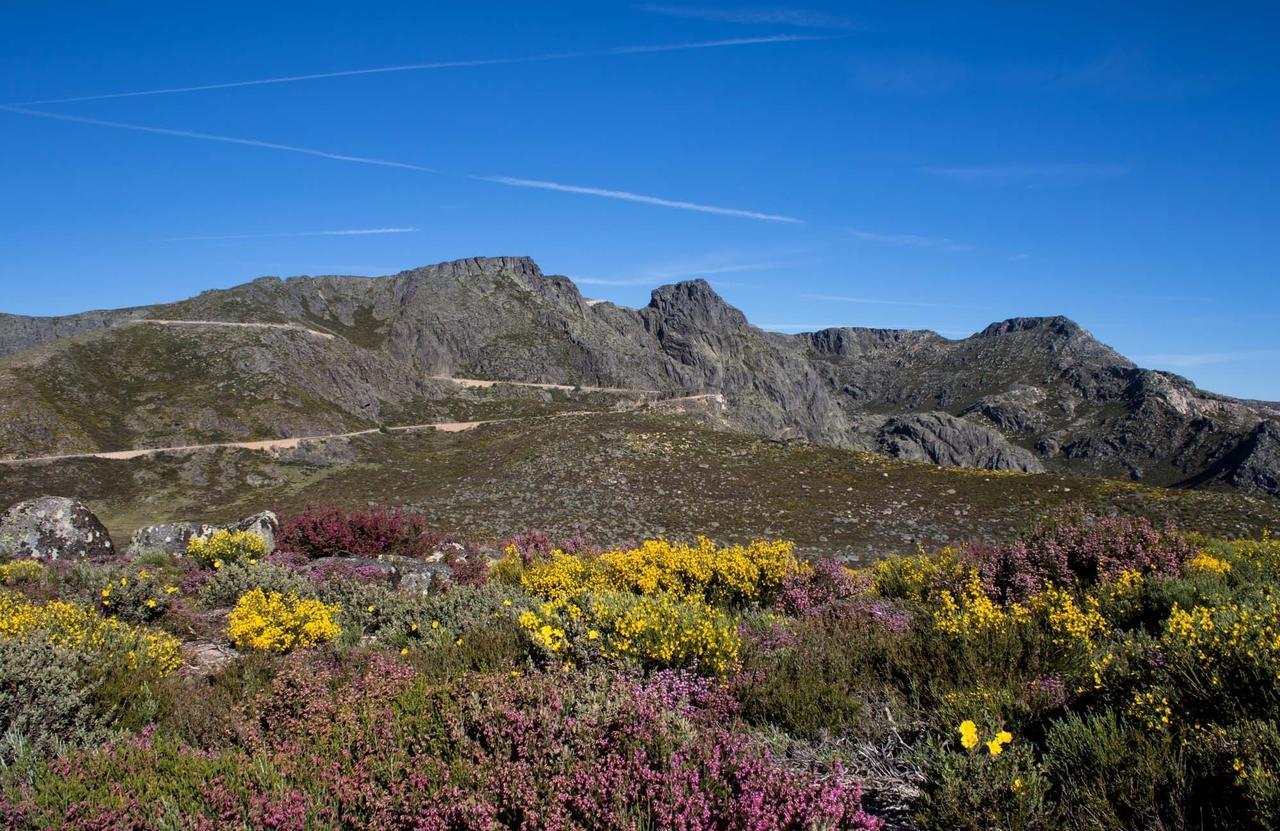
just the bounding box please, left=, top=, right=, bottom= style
left=1, top=105, right=799, bottom=223
left=165, top=228, right=419, bottom=241
left=479, top=176, right=803, bottom=223
left=11, top=35, right=826, bottom=106
left=0, top=105, right=439, bottom=172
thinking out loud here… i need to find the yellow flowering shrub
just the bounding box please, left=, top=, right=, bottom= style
left=187, top=529, right=267, bottom=568
left=933, top=572, right=1030, bottom=638
left=1030, top=587, right=1110, bottom=653
left=0, top=589, right=182, bottom=674
left=1128, top=688, right=1174, bottom=731
left=521, top=552, right=603, bottom=602
left=226, top=589, right=340, bottom=652
left=597, top=537, right=799, bottom=605
left=1163, top=598, right=1280, bottom=687
left=520, top=537, right=801, bottom=607
left=0, top=560, right=43, bottom=585
left=1188, top=552, right=1233, bottom=576
left=587, top=590, right=740, bottom=674
left=873, top=545, right=970, bottom=604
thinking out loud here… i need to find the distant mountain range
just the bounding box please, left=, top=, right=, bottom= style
left=2, top=256, right=1277, bottom=497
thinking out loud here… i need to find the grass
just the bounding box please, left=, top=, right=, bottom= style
left=2, top=411, right=1275, bottom=560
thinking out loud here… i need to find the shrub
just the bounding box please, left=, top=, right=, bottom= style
left=186, top=529, right=267, bottom=568
left=96, top=566, right=178, bottom=623
left=971, top=512, right=1193, bottom=602
left=0, top=590, right=182, bottom=676
left=277, top=503, right=438, bottom=559
left=0, top=560, right=43, bottom=586
left=0, top=663, right=883, bottom=831
left=200, top=559, right=314, bottom=608
left=0, top=637, right=99, bottom=763
left=226, top=589, right=340, bottom=652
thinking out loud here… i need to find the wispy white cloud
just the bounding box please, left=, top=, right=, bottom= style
left=167, top=227, right=418, bottom=241
left=0, top=105, right=440, bottom=171
left=11, top=36, right=824, bottom=106
left=1134, top=350, right=1280, bottom=368
left=1, top=106, right=796, bottom=224
left=572, top=249, right=806, bottom=287
left=634, top=4, right=855, bottom=28
left=923, top=162, right=1129, bottom=184
left=479, top=176, right=803, bottom=223
left=802, top=292, right=991, bottom=309
left=847, top=228, right=973, bottom=252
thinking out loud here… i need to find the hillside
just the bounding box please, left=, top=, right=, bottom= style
left=2, top=256, right=1277, bottom=498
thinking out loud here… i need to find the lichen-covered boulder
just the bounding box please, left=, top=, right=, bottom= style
left=0, top=496, right=115, bottom=560
left=128, top=522, right=202, bottom=556
left=227, top=511, right=278, bottom=554
left=128, top=511, right=279, bottom=558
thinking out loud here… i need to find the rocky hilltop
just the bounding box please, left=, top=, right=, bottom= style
left=1, top=256, right=1276, bottom=496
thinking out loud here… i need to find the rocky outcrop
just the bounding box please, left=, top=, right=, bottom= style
left=0, top=496, right=115, bottom=560
left=0, top=308, right=151, bottom=358
left=1182, top=420, right=1280, bottom=497
left=128, top=510, right=278, bottom=556
left=875, top=413, right=1046, bottom=473
left=1, top=256, right=1276, bottom=493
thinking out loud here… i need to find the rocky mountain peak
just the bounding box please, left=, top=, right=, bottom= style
left=645, top=279, right=747, bottom=330
left=977, top=315, right=1088, bottom=340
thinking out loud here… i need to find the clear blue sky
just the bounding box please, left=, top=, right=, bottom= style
left=2, top=1, right=1277, bottom=399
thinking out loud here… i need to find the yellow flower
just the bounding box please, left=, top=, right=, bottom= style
left=431, top=620, right=440, bottom=629
left=1012, top=777, right=1024, bottom=794
left=587, top=629, right=600, bottom=640
left=400, top=647, right=408, bottom=655
left=987, top=730, right=1012, bottom=756
left=367, top=605, right=376, bottom=613
left=213, top=559, right=224, bottom=570
left=958, top=720, right=979, bottom=750
left=145, top=599, right=158, bottom=609
left=164, top=586, right=178, bottom=595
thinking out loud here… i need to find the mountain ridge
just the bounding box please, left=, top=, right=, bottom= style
left=1, top=255, right=1275, bottom=497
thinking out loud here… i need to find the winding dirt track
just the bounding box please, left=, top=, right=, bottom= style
left=130, top=319, right=337, bottom=339
left=0, top=390, right=724, bottom=467
left=2, top=316, right=716, bottom=464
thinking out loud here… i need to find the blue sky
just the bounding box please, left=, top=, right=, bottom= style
left=1, top=1, right=1277, bottom=398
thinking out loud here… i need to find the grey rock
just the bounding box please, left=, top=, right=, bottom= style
left=128, top=510, right=277, bottom=557
left=181, top=641, right=237, bottom=677
left=306, top=556, right=398, bottom=584
left=2, top=255, right=1277, bottom=493
left=128, top=522, right=201, bottom=556
left=226, top=511, right=278, bottom=554
left=0, top=496, right=115, bottom=560
left=876, top=413, right=1046, bottom=473
left=0, top=307, right=151, bottom=358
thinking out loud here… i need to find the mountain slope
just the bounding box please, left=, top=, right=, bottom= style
left=2, top=256, right=1276, bottom=497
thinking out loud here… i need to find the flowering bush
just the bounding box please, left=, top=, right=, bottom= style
left=226, top=589, right=340, bottom=652
left=0, top=589, right=182, bottom=675
left=0, top=661, right=883, bottom=830
left=0, top=560, right=43, bottom=586
left=186, top=528, right=267, bottom=568
left=970, top=512, right=1193, bottom=602
left=277, top=503, right=439, bottom=559
left=200, top=559, right=315, bottom=607
left=96, top=566, right=178, bottom=623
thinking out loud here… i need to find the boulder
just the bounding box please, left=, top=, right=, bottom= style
left=128, top=510, right=279, bottom=558
left=0, top=496, right=115, bottom=560
left=226, top=511, right=279, bottom=554
left=128, top=522, right=201, bottom=556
